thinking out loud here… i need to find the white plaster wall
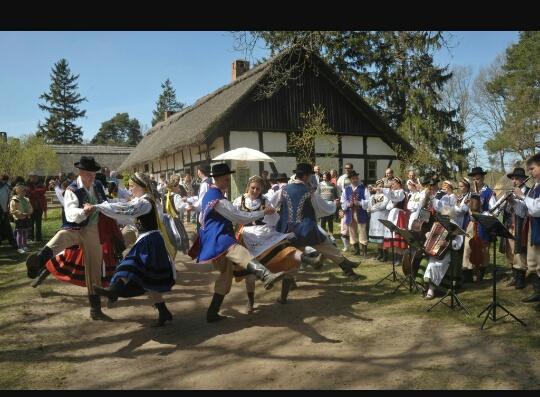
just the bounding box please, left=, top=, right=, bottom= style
left=152, top=159, right=160, bottom=173
left=210, top=137, right=225, bottom=160
left=263, top=131, right=287, bottom=152
left=230, top=131, right=260, bottom=150
left=341, top=136, right=364, bottom=155
left=174, top=151, right=183, bottom=170
left=160, top=157, right=167, bottom=172
left=190, top=146, right=201, bottom=163
left=273, top=157, right=297, bottom=176
left=182, top=147, right=191, bottom=164
left=367, top=137, right=395, bottom=156
left=315, top=135, right=338, bottom=155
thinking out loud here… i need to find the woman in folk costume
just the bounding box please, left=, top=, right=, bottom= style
left=341, top=170, right=370, bottom=257
left=379, top=177, right=409, bottom=265
left=367, top=179, right=389, bottom=262
left=431, top=180, right=457, bottom=214
left=88, top=172, right=177, bottom=327
left=193, top=163, right=286, bottom=323
left=232, top=176, right=322, bottom=313
left=421, top=206, right=465, bottom=300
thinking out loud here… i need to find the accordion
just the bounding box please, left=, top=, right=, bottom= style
left=424, top=222, right=450, bottom=259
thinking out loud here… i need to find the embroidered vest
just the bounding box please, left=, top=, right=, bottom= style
left=240, top=195, right=266, bottom=226
left=135, top=198, right=158, bottom=233
left=197, top=186, right=237, bottom=262
left=344, top=184, right=368, bottom=225
left=276, top=182, right=326, bottom=247
left=61, top=180, right=107, bottom=229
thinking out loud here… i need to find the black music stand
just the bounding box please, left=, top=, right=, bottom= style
left=426, top=214, right=470, bottom=315
left=374, top=219, right=402, bottom=286
left=473, top=213, right=527, bottom=330
left=390, top=226, right=424, bottom=294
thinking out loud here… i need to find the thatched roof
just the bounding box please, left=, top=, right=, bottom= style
left=49, top=144, right=134, bottom=154
left=119, top=50, right=412, bottom=171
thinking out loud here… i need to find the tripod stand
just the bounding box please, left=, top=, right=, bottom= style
left=426, top=214, right=470, bottom=314
left=390, top=227, right=424, bottom=294
left=473, top=214, right=527, bottom=330
left=375, top=219, right=402, bottom=286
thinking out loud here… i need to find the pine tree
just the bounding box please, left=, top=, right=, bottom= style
left=37, top=59, right=87, bottom=144
left=151, top=78, right=185, bottom=126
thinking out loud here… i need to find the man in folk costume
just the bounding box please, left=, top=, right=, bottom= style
left=462, top=166, right=497, bottom=283
left=336, top=163, right=354, bottom=252
left=192, top=164, right=212, bottom=233
left=513, top=154, right=540, bottom=311
left=195, top=163, right=286, bottom=323
left=270, top=163, right=361, bottom=280
left=502, top=167, right=529, bottom=289
left=341, top=170, right=370, bottom=257
left=25, top=156, right=115, bottom=321
left=367, top=179, right=389, bottom=261
left=378, top=177, right=409, bottom=266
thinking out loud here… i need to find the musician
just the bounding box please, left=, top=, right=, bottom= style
left=341, top=170, right=370, bottom=257
left=513, top=154, right=540, bottom=311
left=378, top=177, right=409, bottom=265
left=431, top=180, right=457, bottom=213
left=502, top=167, right=529, bottom=289
left=462, top=166, right=497, bottom=283
left=367, top=179, right=389, bottom=261
left=407, top=176, right=431, bottom=230
left=422, top=207, right=465, bottom=299
left=454, top=178, right=471, bottom=231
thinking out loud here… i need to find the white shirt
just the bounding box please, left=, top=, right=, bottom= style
left=54, top=185, right=65, bottom=207
left=336, top=173, right=351, bottom=196
left=193, top=177, right=212, bottom=212
left=269, top=179, right=336, bottom=219
left=95, top=194, right=153, bottom=225
left=63, top=176, right=97, bottom=224
left=524, top=183, right=540, bottom=217
left=232, top=194, right=280, bottom=228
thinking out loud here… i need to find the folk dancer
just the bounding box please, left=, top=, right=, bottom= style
left=270, top=163, right=361, bottom=280
left=233, top=176, right=321, bottom=312
left=513, top=154, right=540, bottom=311
left=341, top=170, right=370, bottom=257
left=367, top=179, right=389, bottom=261
left=193, top=163, right=286, bottom=323
left=192, top=165, right=212, bottom=233
left=25, top=156, right=114, bottom=321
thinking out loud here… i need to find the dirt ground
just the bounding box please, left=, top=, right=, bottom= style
left=1, top=253, right=539, bottom=390
left=1, top=216, right=540, bottom=389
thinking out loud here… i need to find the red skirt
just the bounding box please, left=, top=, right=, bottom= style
left=383, top=210, right=410, bottom=250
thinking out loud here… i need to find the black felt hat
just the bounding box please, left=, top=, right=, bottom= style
left=349, top=170, right=360, bottom=177
left=209, top=163, right=235, bottom=177
left=467, top=166, right=488, bottom=177
left=506, top=167, right=527, bottom=179
left=74, top=156, right=101, bottom=172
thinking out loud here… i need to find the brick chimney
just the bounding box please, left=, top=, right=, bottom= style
left=163, top=110, right=175, bottom=121
left=232, top=60, right=250, bottom=81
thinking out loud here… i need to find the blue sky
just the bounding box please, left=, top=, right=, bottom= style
left=0, top=31, right=519, bottom=155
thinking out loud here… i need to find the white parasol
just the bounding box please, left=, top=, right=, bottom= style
left=212, top=147, right=275, bottom=162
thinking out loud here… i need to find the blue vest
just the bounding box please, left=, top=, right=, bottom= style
left=276, top=182, right=326, bottom=247
left=528, top=184, right=540, bottom=247
left=197, top=186, right=237, bottom=263
left=478, top=186, right=496, bottom=242
left=344, top=184, right=368, bottom=225
left=61, top=180, right=107, bottom=230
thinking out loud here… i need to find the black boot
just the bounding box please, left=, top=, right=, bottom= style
left=93, top=279, right=125, bottom=300
left=507, top=268, right=517, bottom=287
left=26, top=246, right=53, bottom=279
left=277, top=278, right=294, bottom=304
left=515, top=269, right=526, bottom=290
left=88, top=295, right=113, bottom=321
left=376, top=248, right=383, bottom=261
left=289, top=279, right=298, bottom=290
left=31, top=268, right=50, bottom=288
left=301, top=252, right=323, bottom=269
left=339, top=259, right=361, bottom=280
left=246, top=292, right=255, bottom=313
left=152, top=302, right=173, bottom=327
left=246, top=259, right=285, bottom=290
left=362, top=244, right=368, bottom=258
left=353, top=243, right=360, bottom=256
left=207, top=293, right=227, bottom=323
left=477, top=267, right=486, bottom=282
left=522, top=274, right=540, bottom=303
left=462, top=269, right=474, bottom=284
